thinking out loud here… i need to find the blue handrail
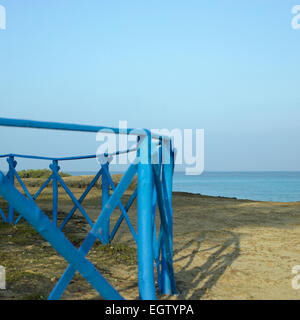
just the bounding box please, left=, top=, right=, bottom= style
left=0, top=117, right=170, bottom=140
left=0, top=117, right=176, bottom=300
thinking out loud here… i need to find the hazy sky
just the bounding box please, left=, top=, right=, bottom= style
left=0, top=1, right=299, bottom=172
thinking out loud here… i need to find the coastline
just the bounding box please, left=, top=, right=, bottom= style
left=173, top=191, right=300, bottom=204
left=1, top=178, right=300, bottom=299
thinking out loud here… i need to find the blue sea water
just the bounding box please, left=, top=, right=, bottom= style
left=173, top=171, right=300, bottom=202
left=68, top=171, right=300, bottom=203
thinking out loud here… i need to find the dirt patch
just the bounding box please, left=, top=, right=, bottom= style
left=0, top=186, right=300, bottom=300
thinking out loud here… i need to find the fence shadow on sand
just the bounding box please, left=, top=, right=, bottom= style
left=172, top=230, right=240, bottom=299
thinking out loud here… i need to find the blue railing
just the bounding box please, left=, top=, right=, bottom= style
left=0, top=117, right=176, bottom=300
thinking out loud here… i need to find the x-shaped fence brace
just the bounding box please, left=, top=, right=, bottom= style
left=0, top=118, right=177, bottom=300
left=0, top=154, right=139, bottom=245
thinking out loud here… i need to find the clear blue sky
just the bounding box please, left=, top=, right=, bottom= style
left=0, top=1, right=299, bottom=171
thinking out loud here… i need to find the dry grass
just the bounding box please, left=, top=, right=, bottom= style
left=21, top=174, right=137, bottom=191
left=0, top=174, right=139, bottom=300
left=0, top=176, right=300, bottom=300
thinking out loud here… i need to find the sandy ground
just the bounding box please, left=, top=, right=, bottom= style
left=109, top=192, right=300, bottom=300
left=1, top=185, right=300, bottom=300
left=170, top=193, right=300, bottom=300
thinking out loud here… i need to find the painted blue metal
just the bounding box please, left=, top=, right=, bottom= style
left=60, top=168, right=103, bottom=230
left=14, top=213, right=22, bottom=225
left=13, top=169, right=52, bottom=224
left=0, top=117, right=169, bottom=140
left=158, top=140, right=175, bottom=294
left=50, top=167, right=103, bottom=241
left=152, top=141, right=161, bottom=290
left=137, top=137, right=156, bottom=300
left=101, top=164, right=138, bottom=243
left=51, top=160, right=59, bottom=226
left=0, top=206, right=6, bottom=223
left=101, top=161, right=110, bottom=244
left=7, top=156, right=16, bottom=223
left=152, top=186, right=161, bottom=290
left=48, top=161, right=138, bottom=300
left=0, top=118, right=177, bottom=300
left=0, top=172, right=124, bottom=300
left=33, top=175, right=53, bottom=200
left=0, top=148, right=139, bottom=162
left=152, top=163, right=176, bottom=295
left=9, top=164, right=33, bottom=200
left=110, top=188, right=137, bottom=242
left=7, top=164, right=35, bottom=225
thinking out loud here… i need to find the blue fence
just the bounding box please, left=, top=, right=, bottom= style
left=0, top=118, right=176, bottom=300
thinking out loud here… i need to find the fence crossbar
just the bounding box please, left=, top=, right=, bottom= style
left=0, top=206, right=6, bottom=222
left=14, top=175, right=53, bottom=225
left=101, top=164, right=138, bottom=243
left=0, top=117, right=170, bottom=141
left=48, top=161, right=138, bottom=300
left=33, top=175, right=53, bottom=200
left=110, top=188, right=137, bottom=242
left=50, top=169, right=105, bottom=241
left=0, top=171, right=124, bottom=300
left=60, top=168, right=103, bottom=230
left=9, top=163, right=34, bottom=201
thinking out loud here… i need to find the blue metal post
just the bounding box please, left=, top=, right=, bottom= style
left=7, top=156, right=17, bottom=223
left=137, top=135, right=156, bottom=300
left=51, top=160, right=59, bottom=226
left=152, top=186, right=161, bottom=289
left=101, top=161, right=110, bottom=244
left=160, top=139, right=175, bottom=294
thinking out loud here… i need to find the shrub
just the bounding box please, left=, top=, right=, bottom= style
left=18, top=169, right=71, bottom=179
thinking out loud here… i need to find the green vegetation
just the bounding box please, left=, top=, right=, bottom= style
left=18, top=169, right=71, bottom=179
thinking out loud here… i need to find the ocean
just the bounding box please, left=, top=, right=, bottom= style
left=68, top=171, right=300, bottom=203
left=173, top=171, right=300, bottom=202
